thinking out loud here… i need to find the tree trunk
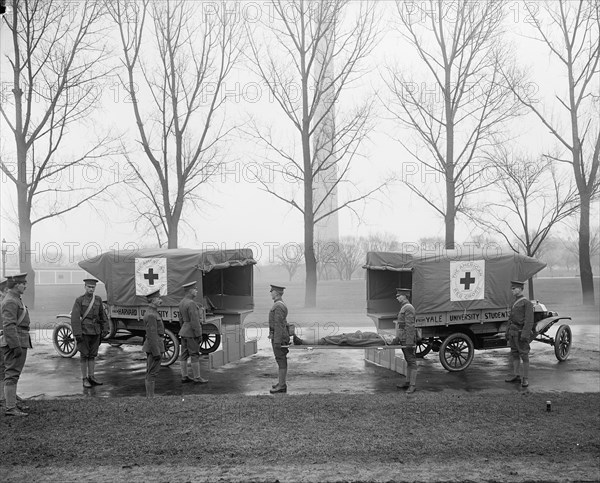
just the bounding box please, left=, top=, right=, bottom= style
left=528, top=277, right=535, bottom=300
left=304, top=218, right=317, bottom=307
left=578, top=194, right=595, bottom=305
left=15, top=122, right=35, bottom=307
left=17, top=201, right=35, bottom=309
left=167, top=222, right=178, bottom=249
left=445, top=69, right=456, bottom=251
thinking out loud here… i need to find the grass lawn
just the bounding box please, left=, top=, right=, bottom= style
left=1, top=392, right=599, bottom=482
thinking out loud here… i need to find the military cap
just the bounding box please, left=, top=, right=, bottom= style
left=182, top=281, right=197, bottom=290
left=83, top=278, right=99, bottom=286
left=396, top=287, right=412, bottom=296
left=146, top=289, right=161, bottom=301
left=510, top=280, right=525, bottom=289
left=0, top=278, right=7, bottom=291
left=8, top=273, right=27, bottom=283
left=269, top=284, right=286, bottom=294
left=6, top=273, right=27, bottom=288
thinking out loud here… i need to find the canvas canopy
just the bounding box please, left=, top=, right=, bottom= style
left=365, top=250, right=547, bottom=314
left=79, top=248, right=256, bottom=307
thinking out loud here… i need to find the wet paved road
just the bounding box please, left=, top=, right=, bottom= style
left=15, top=323, right=600, bottom=400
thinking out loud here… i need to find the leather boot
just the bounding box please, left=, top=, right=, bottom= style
left=145, top=380, right=155, bottom=398
left=505, top=359, right=521, bottom=382
left=180, top=358, right=192, bottom=383
left=406, top=368, right=417, bottom=394
left=397, top=369, right=411, bottom=389
left=87, top=359, right=103, bottom=385
left=191, top=361, right=208, bottom=384
left=4, top=384, right=27, bottom=417
left=270, top=369, right=287, bottom=393
left=521, top=360, right=530, bottom=387
left=80, top=358, right=88, bottom=379
left=271, top=369, right=287, bottom=389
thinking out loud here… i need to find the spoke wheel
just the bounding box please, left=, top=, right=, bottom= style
left=554, top=324, right=572, bottom=361
left=161, top=329, right=180, bottom=367
left=52, top=322, right=78, bottom=358
left=200, top=323, right=221, bottom=354
left=415, top=338, right=433, bottom=358
left=439, top=333, right=474, bottom=372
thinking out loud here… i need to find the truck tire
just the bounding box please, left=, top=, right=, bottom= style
left=161, top=329, right=180, bottom=367
left=554, top=324, right=572, bottom=361
left=53, top=321, right=78, bottom=358
left=200, top=323, right=221, bottom=354
left=439, top=332, right=474, bottom=372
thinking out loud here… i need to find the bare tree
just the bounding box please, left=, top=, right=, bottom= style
left=245, top=0, right=384, bottom=307
left=503, top=0, right=599, bottom=304
left=106, top=0, right=241, bottom=248
left=360, top=232, right=401, bottom=253
left=276, top=243, right=304, bottom=282
left=332, top=236, right=364, bottom=280
left=0, top=0, right=116, bottom=306
left=472, top=150, right=579, bottom=298
left=385, top=0, right=521, bottom=250
left=562, top=219, right=600, bottom=269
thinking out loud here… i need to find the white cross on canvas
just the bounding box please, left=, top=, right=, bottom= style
left=450, top=260, right=485, bottom=301
left=135, top=257, right=167, bottom=296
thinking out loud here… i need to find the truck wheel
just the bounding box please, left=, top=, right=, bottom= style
left=415, top=338, right=433, bottom=358
left=53, top=321, right=78, bottom=358
left=554, top=325, right=572, bottom=361
left=161, top=329, right=180, bottom=367
left=439, top=333, right=474, bottom=372
left=200, top=323, right=221, bottom=354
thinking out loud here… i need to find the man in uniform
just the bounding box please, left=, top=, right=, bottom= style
left=268, top=284, right=289, bottom=394
left=178, top=281, right=208, bottom=384
left=142, top=289, right=164, bottom=398
left=1, top=273, right=32, bottom=416
left=505, top=280, right=534, bottom=387
left=395, top=288, right=418, bottom=394
left=71, top=278, right=108, bottom=388
left=0, top=278, right=7, bottom=408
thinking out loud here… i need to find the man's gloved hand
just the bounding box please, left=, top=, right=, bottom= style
left=505, top=331, right=510, bottom=340
left=75, top=335, right=83, bottom=344
left=12, top=346, right=23, bottom=358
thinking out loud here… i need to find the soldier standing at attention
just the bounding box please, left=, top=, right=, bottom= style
left=0, top=278, right=8, bottom=408
left=71, top=278, right=108, bottom=388
left=142, top=289, right=165, bottom=398
left=505, top=280, right=534, bottom=388
left=268, top=284, right=289, bottom=394
left=395, top=288, right=418, bottom=394
left=1, top=274, right=32, bottom=417
left=178, top=281, right=208, bottom=384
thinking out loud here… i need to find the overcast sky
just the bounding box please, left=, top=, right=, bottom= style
left=0, top=1, right=598, bottom=267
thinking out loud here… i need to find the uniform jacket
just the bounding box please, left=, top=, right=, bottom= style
left=1, top=288, right=32, bottom=349
left=508, top=295, right=534, bottom=339
left=269, top=300, right=289, bottom=344
left=396, top=301, right=416, bottom=346
left=71, top=293, right=108, bottom=337
left=142, top=305, right=165, bottom=357
left=178, top=295, right=204, bottom=338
